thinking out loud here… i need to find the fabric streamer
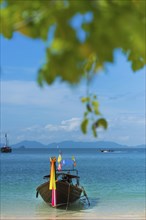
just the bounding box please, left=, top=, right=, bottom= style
left=49, top=157, right=57, bottom=207
left=57, top=154, right=62, bottom=171
left=72, top=155, right=76, bottom=167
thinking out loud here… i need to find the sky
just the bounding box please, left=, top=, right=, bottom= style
left=0, top=32, right=145, bottom=146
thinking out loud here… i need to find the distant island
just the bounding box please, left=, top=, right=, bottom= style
left=2, top=140, right=145, bottom=149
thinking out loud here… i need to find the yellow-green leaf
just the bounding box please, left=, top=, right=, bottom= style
left=86, top=103, right=92, bottom=112
left=81, top=118, right=88, bottom=134
left=81, top=97, right=90, bottom=103
left=92, top=124, right=97, bottom=137
left=95, top=118, right=108, bottom=129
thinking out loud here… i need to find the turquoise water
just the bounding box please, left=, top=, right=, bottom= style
left=0, top=148, right=145, bottom=219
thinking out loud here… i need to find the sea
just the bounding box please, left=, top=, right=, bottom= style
left=0, top=147, right=145, bottom=220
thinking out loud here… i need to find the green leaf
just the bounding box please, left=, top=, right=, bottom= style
left=132, top=59, right=145, bottom=71
left=84, top=111, right=88, bottom=117
left=81, top=118, right=88, bottom=134
left=92, top=100, right=100, bottom=115
left=37, top=71, right=44, bottom=87
left=81, top=97, right=90, bottom=103
left=92, top=124, right=97, bottom=137
left=92, top=100, right=99, bottom=108
left=86, top=103, right=92, bottom=112
left=50, top=38, right=69, bottom=54
left=85, top=53, right=97, bottom=71
left=95, top=118, right=108, bottom=129
left=94, top=109, right=100, bottom=115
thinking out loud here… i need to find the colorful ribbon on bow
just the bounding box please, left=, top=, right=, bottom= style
left=57, top=154, right=62, bottom=171
left=49, top=157, right=57, bottom=207
left=72, top=155, right=76, bottom=167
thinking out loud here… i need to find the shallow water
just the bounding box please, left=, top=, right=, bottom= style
left=0, top=148, right=145, bottom=219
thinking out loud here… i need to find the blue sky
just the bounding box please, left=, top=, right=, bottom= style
left=0, top=33, right=145, bottom=146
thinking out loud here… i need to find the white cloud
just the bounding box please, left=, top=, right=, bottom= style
left=10, top=117, right=98, bottom=144
left=1, top=79, right=145, bottom=146
left=28, top=118, right=81, bottom=133
left=2, top=113, right=145, bottom=145
left=61, top=118, right=81, bottom=131
left=23, top=125, right=40, bottom=131
left=108, top=114, right=145, bottom=129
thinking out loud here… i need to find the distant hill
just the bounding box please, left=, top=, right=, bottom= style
left=10, top=140, right=123, bottom=148
left=135, top=144, right=146, bottom=148
left=9, top=140, right=146, bottom=149
left=12, top=140, right=46, bottom=148
left=47, top=140, right=125, bottom=149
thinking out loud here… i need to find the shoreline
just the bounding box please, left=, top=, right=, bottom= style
left=1, top=214, right=145, bottom=220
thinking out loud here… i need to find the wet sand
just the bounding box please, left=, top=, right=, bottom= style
left=1, top=213, right=145, bottom=220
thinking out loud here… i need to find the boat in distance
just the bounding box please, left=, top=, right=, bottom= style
left=1, top=146, right=12, bottom=153
left=1, top=134, right=12, bottom=153
left=36, top=156, right=89, bottom=208
left=97, top=149, right=114, bottom=153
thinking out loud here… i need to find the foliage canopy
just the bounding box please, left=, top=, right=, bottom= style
left=1, top=0, right=145, bottom=137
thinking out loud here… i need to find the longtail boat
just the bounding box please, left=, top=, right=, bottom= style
left=36, top=156, right=90, bottom=208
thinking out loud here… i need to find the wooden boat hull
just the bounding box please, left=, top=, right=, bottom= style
left=36, top=181, right=83, bottom=207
